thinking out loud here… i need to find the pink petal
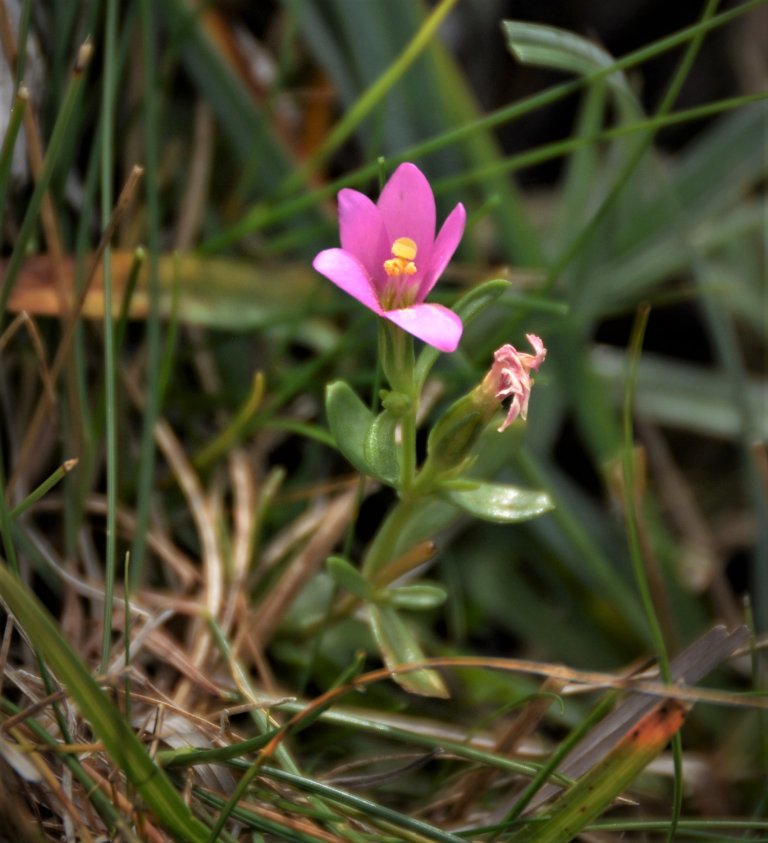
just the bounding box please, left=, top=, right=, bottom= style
left=418, top=202, right=466, bottom=300
left=496, top=368, right=528, bottom=402
left=498, top=395, right=524, bottom=432
left=525, top=333, right=547, bottom=369
left=313, top=248, right=383, bottom=314
left=377, top=163, right=435, bottom=272
left=383, top=302, right=463, bottom=352
left=338, top=189, right=389, bottom=284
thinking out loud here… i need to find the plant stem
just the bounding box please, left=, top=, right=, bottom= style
left=99, top=0, right=118, bottom=675
left=379, top=322, right=418, bottom=492
left=362, top=495, right=429, bottom=580
left=400, top=408, right=417, bottom=493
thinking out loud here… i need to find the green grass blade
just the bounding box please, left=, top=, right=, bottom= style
left=0, top=87, right=27, bottom=231
left=158, top=0, right=296, bottom=189
left=0, top=44, right=89, bottom=321
left=591, top=347, right=768, bottom=439
left=510, top=701, right=687, bottom=843
left=0, top=562, right=211, bottom=841
left=128, top=0, right=164, bottom=587
left=260, top=764, right=468, bottom=843
left=201, top=0, right=761, bottom=252
left=98, top=0, right=118, bottom=675
left=503, top=19, right=641, bottom=120
left=1, top=459, right=78, bottom=527
left=542, top=0, right=721, bottom=291
left=281, top=0, right=460, bottom=195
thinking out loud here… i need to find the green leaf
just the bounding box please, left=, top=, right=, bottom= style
left=326, top=556, right=371, bottom=599
left=364, top=410, right=400, bottom=485
left=591, top=347, right=768, bottom=439
left=384, top=583, right=448, bottom=611
left=368, top=604, right=449, bottom=698
left=510, top=701, right=686, bottom=842
left=635, top=102, right=768, bottom=246
left=415, top=278, right=511, bottom=386
left=0, top=563, right=210, bottom=842
left=503, top=21, right=640, bottom=119
left=442, top=481, right=554, bottom=523
left=326, top=381, right=405, bottom=484
left=325, top=381, right=379, bottom=478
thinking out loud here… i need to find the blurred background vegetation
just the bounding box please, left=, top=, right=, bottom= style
left=0, top=0, right=766, bottom=839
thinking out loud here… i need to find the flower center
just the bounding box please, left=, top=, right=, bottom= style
left=383, top=237, right=418, bottom=278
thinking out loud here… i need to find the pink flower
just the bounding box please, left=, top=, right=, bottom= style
left=484, top=334, right=547, bottom=431
left=312, top=163, right=466, bottom=352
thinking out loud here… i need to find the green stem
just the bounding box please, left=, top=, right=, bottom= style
left=379, top=320, right=414, bottom=394
left=99, top=0, right=118, bottom=674
left=130, top=0, right=164, bottom=588
left=399, top=410, right=417, bottom=493
left=379, top=321, right=419, bottom=492
left=362, top=495, right=429, bottom=580
left=13, top=0, right=33, bottom=92
left=0, top=87, right=27, bottom=233
left=622, top=305, right=669, bottom=666
left=0, top=447, right=19, bottom=577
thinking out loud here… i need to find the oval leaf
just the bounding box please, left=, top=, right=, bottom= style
left=385, top=583, right=448, bottom=611
left=326, top=556, right=371, bottom=599
left=368, top=604, right=449, bottom=699
left=364, top=410, right=400, bottom=485
left=325, top=381, right=378, bottom=477
left=442, top=481, right=553, bottom=523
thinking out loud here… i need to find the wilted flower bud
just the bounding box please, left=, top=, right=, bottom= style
left=474, top=334, right=547, bottom=431
left=420, top=335, right=547, bottom=487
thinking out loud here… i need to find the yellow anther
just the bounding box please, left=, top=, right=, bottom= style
left=391, top=237, right=417, bottom=261
left=383, top=237, right=418, bottom=277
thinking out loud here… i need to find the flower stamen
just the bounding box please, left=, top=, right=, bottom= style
left=383, top=237, right=418, bottom=277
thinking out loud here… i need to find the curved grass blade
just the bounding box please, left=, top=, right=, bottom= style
left=503, top=20, right=641, bottom=120
left=0, top=563, right=211, bottom=842
left=509, top=700, right=687, bottom=843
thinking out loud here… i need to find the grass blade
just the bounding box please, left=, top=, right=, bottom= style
left=0, top=562, right=211, bottom=841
